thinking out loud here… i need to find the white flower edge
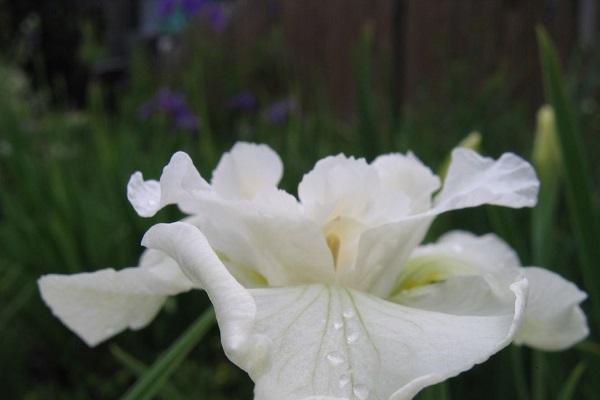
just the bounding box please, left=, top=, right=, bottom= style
left=143, top=222, right=528, bottom=400
left=37, top=250, right=193, bottom=346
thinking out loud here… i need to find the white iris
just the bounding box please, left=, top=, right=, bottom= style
left=39, top=142, right=588, bottom=400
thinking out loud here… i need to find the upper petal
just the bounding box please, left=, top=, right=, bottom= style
left=371, top=152, right=441, bottom=213
left=298, top=155, right=379, bottom=224
left=435, top=148, right=539, bottom=211
left=211, top=142, right=284, bottom=200
left=37, top=249, right=192, bottom=346
left=345, top=150, right=538, bottom=296
left=127, top=152, right=210, bottom=217
left=298, top=155, right=409, bottom=226
left=190, top=194, right=335, bottom=287
left=513, top=267, right=588, bottom=351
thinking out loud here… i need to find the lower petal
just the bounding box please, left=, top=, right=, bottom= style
left=250, top=280, right=526, bottom=400
left=37, top=251, right=192, bottom=346
left=142, top=222, right=270, bottom=374
left=513, top=267, right=588, bottom=351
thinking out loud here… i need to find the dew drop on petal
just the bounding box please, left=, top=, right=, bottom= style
left=338, top=374, right=350, bottom=388
left=326, top=351, right=345, bottom=366
left=353, top=384, right=370, bottom=400
left=342, top=308, right=355, bottom=319
left=346, top=331, right=360, bottom=344
left=333, top=320, right=343, bottom=330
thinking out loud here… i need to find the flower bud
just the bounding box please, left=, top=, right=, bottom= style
left=532, top=105, right=562, bottom=182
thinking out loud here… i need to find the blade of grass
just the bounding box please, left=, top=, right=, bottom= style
left=530, top=351, right=546, bottom=400
left=121, top=307, right=216, bottom=400
left=111, top=346, right=186, bottom=400
left=0, top=283, right=35, bottom=327
left=575, top=340, right=600, bottom=358
left=510, top=346, right=530, bottom=400
left=556, top=362, right=586, bottom=400
left=536, top=27, right=600, bottom=330
left=354, top=22, right=379, bottom=158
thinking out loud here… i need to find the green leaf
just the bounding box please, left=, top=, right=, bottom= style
left=557, top=362, right=586, bottom=400
left=536, top=26, right=600, bottom=329
left=121, top=308, right=216, bottom=400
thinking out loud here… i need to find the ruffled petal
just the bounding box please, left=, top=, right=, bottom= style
left=211, top=142, right=284, bottom=200
left=127, top=152, right=210, bottom=217
left=514, top=267, right=588, bottom=351
left=435, top=148, right=539, bottom=211
left=37, top=250, right=192, bottom=346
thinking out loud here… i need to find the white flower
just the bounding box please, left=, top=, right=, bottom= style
left=38, top=142, right=588, bottom=399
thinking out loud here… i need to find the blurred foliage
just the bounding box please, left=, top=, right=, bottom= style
left=0, top=16, right=599, bottom=400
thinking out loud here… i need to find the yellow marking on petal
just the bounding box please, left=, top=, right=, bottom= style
left=401, top=271, right=445, bottom=290
left=326, top=233, right=341, bottom=269
left=391, top=255, right=476, bottom=297
left=250, top=270, right=269, bottom=286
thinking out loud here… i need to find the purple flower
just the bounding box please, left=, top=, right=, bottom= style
left=157, top=0, right=178, bottom=17
left=182, top=0, right=206, bottom=14
left=227, top=91, right=257, bottom=111
left=156, top=0, right=227, bottom=33
left=138, top=88, right=199, bottom=133
left=263, top=98, right=298, bottom=124
left=156, top=88, right=187, bottom=110
left=204, top=3, right=228, bottom=33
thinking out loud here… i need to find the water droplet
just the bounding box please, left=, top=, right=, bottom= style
left=326, top=351, right=345, bottom=366
left=343, top=308, right=355, bottom=319
left=338, top=374, right=350, bottom=388
left=346, top=331, right=360, bottom=344
left=333, top=320, right=343, bottom=330
left=353, top=384, right=370, bottom=399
